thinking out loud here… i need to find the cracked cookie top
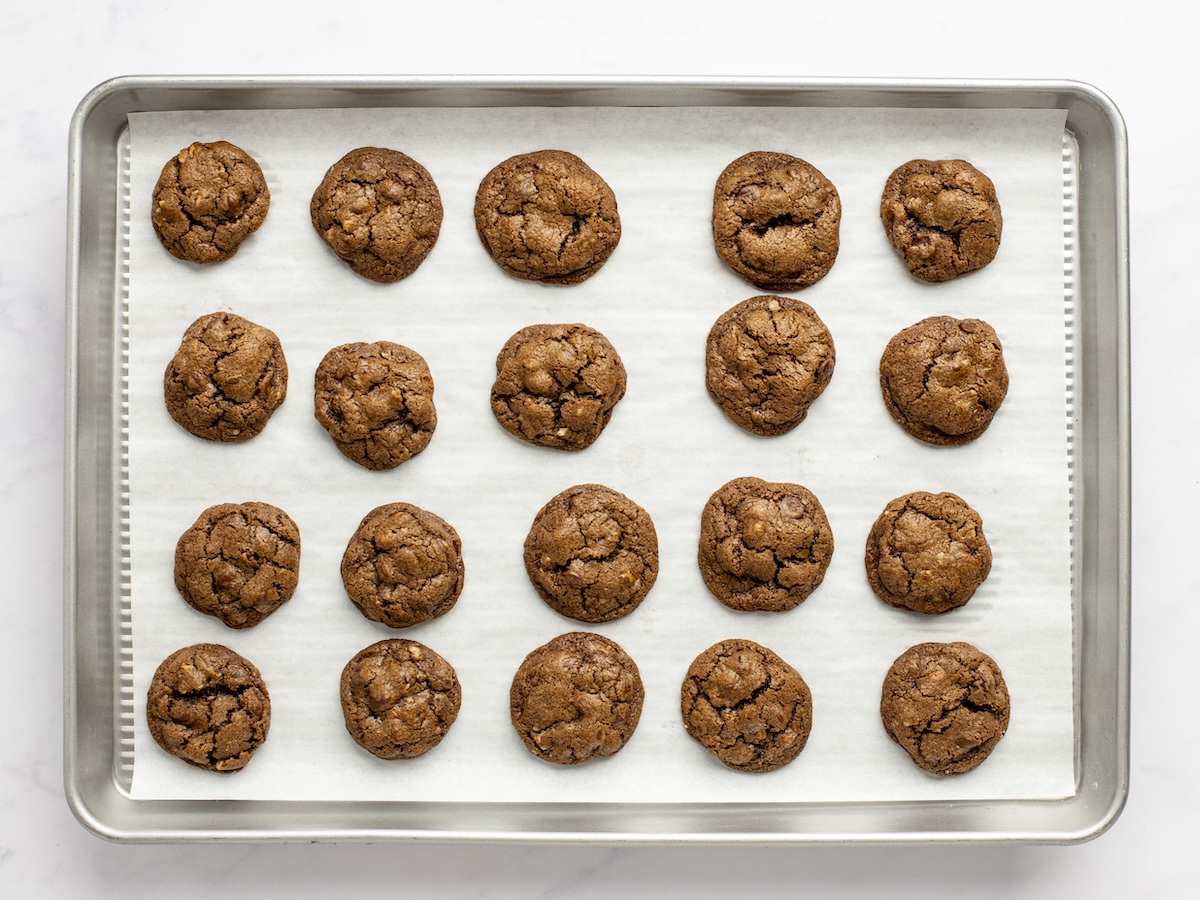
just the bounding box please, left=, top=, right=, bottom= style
left=151, top=141, right=270, bottom=264
left=474, top=149, right=621, bottom=284
left=711, top=151, right=841, bottom=291
left=509, top=632, right=644, bottom=765
left=880, top=159, right=1002, bottom=283
left=706, top=295, right=836, bottom=436
left=490, top=323, right=626, bottom=451
left=174, top=501, right=301, bottom=629
left=880, top=641, right=1010, bottom=776
left=341, top=502, right=464, bottom=629
left=698, top=476, right=834, bottom=612
left=865, top=491, right=991, bottom=615
left=879, top=316, right=1008, bottom=446
left=310, top=147, right=443, bottom=283
left=146, top=643, right=270, bottom=773
left=681, top=638, right=812, bottom=773
left=340, top=639, right=461, bottom=760
left=523, top=484, right=658, bottom=623
left=163, top=311, right=288, bottom=442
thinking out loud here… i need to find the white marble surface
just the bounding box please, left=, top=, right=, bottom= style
left=0, top=1, right=1188, bottom=895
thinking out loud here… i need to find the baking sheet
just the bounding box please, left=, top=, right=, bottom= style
left=124, top=105, right=1073, bottom=804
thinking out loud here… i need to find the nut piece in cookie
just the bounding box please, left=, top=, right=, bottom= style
left=341, top=502, right=464, bottom=628
left=681, top=638, right=813, bottom=773
left=163, top=311, right=288, bottom=442
left=310, top=147, right=443, bottom=283
left=524, top=484, right=658, bottom=623
left=145, top=643, right=270, bottom=773
left=706, top=295, right=835, bottom=436
left=865, top=491, right=991, bottom=614
left=879, top=316, right=1008, bottom=446
left=474, top=149, right=621, bottom=284
left=340, top=639, right=462, bottom=759
left=490, top=323, right=626, bottom=451
left=880, top=159, right=1002, bottom=282
left=509, top=632, right=644, bottom=765
left=314, top=341, right=437, bottom=470
left=698, top=476, right=834, bottom=612
left=174, top=502, right=301, bottom=629
left=712, top=151, right=841, bottom=291
left=151, top=141, right=270, bottom=264
left=880, top=641, right=1010, bottom=775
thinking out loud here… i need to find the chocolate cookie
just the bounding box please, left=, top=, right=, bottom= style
left=712, top=151, right=841, bottom=291
left=698, top=477, right=834, bottom=612
left=314, top=341, right=436, bottom=470
left=174, top=502, right=301, bottom=629
left=880, top=641, right=1010, bottom=776
left=340, top=639, right=462, bottom=760
left=681, top=639, right=812, bottom=773
left=310, top=147, right=443, bottom=283
left=474, top=149, right=621, bottom=284
left=865, top=491, right=991, bottom=614
left=341, top=502, right=464, bottom=628
left=880, top=159, right=1002, bottom=283
left=879, top=316, right=1008, bottom=446
left=151, top=141, right=270, bottom=264
left=524, top=484, right=658, bottom=623
left=509, top=632, right=643, bottom=765
left=163, top=311, right=288, bottom=442
left=146, top=643, right=270, bottom=773
left=706, top=295, right=835, bottom=436
left=490, top=323, right=626, bottom=451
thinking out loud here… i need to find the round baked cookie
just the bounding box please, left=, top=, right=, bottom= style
left=865, top=491, right=991, bottom=615
left=163, top=311, right=288, bottom=442
left=879, top=316, right=1008, bottom=446
left=681, top=639, right=813, bottom=773
left=706, top=295, right=836, bottom=436
left=490, top=323, right=626, bottom=451
left=509, top=632, right=644, bottom=765
left=524, top=484, right=658, bottom=623
left=314, top=341, right=437, bottom=470
left=310, top=147, right=443, bottom=283
left=340, top=639, right=462, bottom=760
left=341, top=502, right=464, bottom=629
left=880, top=159, right=1002, bottom=283
left=151, top=141, right=270, bottom=264
left=474, top=149, right=621, bottom=284
left=174, top=502, right=301, bottom=629
left=698, top=477, right=834, bottom=612
left=880, top=641, right=1010, bottom=776
left=712, top=151, right=841, bottom=291
left=146, top=643, right=270, bottom=773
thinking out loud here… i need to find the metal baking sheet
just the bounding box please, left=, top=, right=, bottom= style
left=65, top=76, right=1129, bottom=843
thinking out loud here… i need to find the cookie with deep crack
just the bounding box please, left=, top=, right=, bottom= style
left=340, top=639, right=462, bottom=759
left=706, top=295, right=835, bottom=436
left=879, top=316, right=1008, bottom=446
left=151, top=141, right=270, bottom=264
left=474, top=149, right=621, bottom=284
left=314, top=341, right=437, bottom=470
left=310, top=147, right=443, bottom=283
left=698, top=477, right=833, bottom=612
left=880, top=641, right=1010, bottom=776
left=865, top=491, right=991, bottom=614
left=146, top=643, right=270, bottom=773
left=712, top=151, right=841, bottom=291
left=490, top=323, right=626, bottom=451
left=509, top=632, right=643, bottom=765
left=880, top=159, right=1002, bottom=282
left=163, top=311, right=288, bottom=442
left=681, top=638, right=812, bottom=773
left=174, top=502, right=301, bottom=629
